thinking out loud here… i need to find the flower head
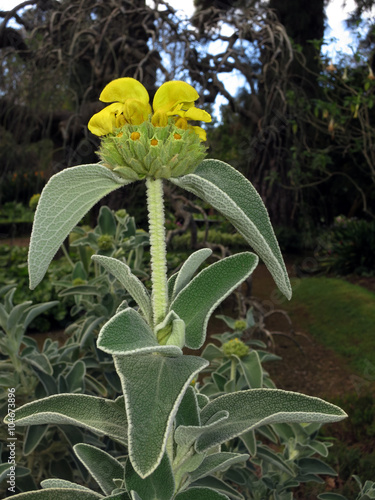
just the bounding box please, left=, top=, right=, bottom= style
left=88, top=78, right=151, bottom=136
left=88, top=78, right=211, bottom=179
left=222, top=338, right=250, bottom=358
left=234, top=319, right=247, bottom=331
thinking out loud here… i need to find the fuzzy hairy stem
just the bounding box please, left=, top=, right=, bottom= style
left=146, top=177, right=168, bottom=327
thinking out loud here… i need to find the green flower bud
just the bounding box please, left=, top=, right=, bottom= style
left=97, top=234, right=114, bottom=250
left=115, top=209, right=127, bottom=218
left=97, top=119, right=207, bottom=180
left=234, top=319, right=247, bottom=331
left=222, top=338, right=250, bottom=358
left=72, top=277, right=86, bottom=286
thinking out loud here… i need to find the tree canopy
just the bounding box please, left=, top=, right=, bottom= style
left=1, top=0, right=374, bottom=226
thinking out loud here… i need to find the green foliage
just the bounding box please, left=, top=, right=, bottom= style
left=0, top=285, right=58, bottom=399
left=6, top=155, right=347, bottom=498
left=28, top=164, right=131, bottom=290
left=197, top=316, right=342, bottom=499
left=318, top=216, right=375, bottom=276
left=59, top=206, right=149, bottom=345
left=172, top=159, right=292, bottom=299
left=317, top=393, right=375, bottom=498
left=0, top=285, right=114, bottom=492
left=170, top=229, right=247, bottom=250
left=0, top=245, right=70, bottom=331
left=0, top=131, right=50, bottom=205
left=0, top=202, right=34, bottom=223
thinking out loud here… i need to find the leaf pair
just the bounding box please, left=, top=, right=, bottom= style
left=28, top=159, right=291, bottom=301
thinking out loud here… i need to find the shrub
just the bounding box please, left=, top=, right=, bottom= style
left=318, top=216, right=375, bottom=276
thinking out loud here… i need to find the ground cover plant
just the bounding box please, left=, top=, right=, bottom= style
left=2, top=78, right=347, bottom=499
left=282, top=276, right=375, bottom=374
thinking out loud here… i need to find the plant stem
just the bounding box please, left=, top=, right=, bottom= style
left=60, top=242, right=74, bottom=268
left=146, top=177, right=168, bottom=327
left=230, top=358, right=237, bottom=382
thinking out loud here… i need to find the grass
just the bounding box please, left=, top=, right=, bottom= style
left=282, top=276, right=375, bottom=374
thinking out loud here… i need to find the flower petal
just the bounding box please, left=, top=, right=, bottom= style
left=88, top=103, right=122, bottom=136
left=124, top=99, right=151, bottom=125
left=100, top=77, right=150, bottom=105
left=175, top=106, right=212, bottom=123
left=153, top=81, right=199, bottom=114
left=190, top=125, right=207, bottom=141
left=151, top=110, right=168, bottom=127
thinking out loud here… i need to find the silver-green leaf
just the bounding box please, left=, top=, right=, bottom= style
left=92, top=255, right=152, bottom=325
left=5, top=489, right=104, bottom=499
left=74, top=443, right=125, bottom=495
left=9, top=394, right=127, bottom=445
left=114, top=353, right=208, bottom=478
left=196, top=389, right=347, bottom=452
left=171, top=159, right=292, bottom=299
left=125, top=453, right=174, bottom=500
left=28, top=163, right=131, bottom=289
left=170, top=252, right=258, bottom=349
left=170, top=248, right=212, bottom=301
left=97, top=308, right=181, bottom=357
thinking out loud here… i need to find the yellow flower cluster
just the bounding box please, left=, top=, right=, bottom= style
left=88, top=78, right=211, bottom=141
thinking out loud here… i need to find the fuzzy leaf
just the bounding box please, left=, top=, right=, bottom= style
left=97, top=308, right=181, bottom=357
left=174, top=410, right=229, bottom=449
left=41, top=479, right=94, bottom=491
left=6, top=489, right=103, bottom=499
left=9, top=394, right=127, bottom=445
left=74, top=443, right=125, bottom=495
left=23, top=301, right=60, bottom=331
left=125, top=454, right=174, bottom=500
left=189, top=452, right=249, bottom=482
left=114, top=353, right=208, bottom=478
left=256, top=444, right=294, bottom=474
left=171, top=248, right=212, bottom=301
left=65, top=360, right=86, bottom=393
left=297, top=457, right=337, bottom=476
left=182, top=478, right=242, bottom=499
left=175, top=386, right=200, bottom=428
left=171, top=159, right=292, bottom=299
left=92, top=255, right=152, bottom=325
left=317, top=494, right=348, bottom=500
left=23, top=425, right=48, bottom=456
left=171, top=252, right=258, bottom=349
left=28, top=163, right=131, bottom=289
left=196, top=389, right=347, bottom=452
left=236, top=351, right=263, bottom=388
left=23, top=353, right=53, bottom=376
left=175, top=487, right=229, bottom=500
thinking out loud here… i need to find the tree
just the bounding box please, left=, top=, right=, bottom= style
left=1, top=0, right=295, bottom=220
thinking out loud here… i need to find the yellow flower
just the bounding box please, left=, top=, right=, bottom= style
left=88, top=78, right=211, bottom=143
left=152, top=81, right=211, bottom=141
left=88, top=78, right=151, bottom=136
